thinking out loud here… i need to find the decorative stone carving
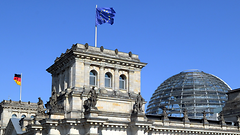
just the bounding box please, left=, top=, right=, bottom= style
left=202, top=111, right=209, bottom=125
left=183, top=109, right=190, bottom=123
left=236, top=115, right=240, bottom=129
left=85, top=43, right=89, bottom=50
left=219, top=112, right=226, bottom=126
left=162, top=107, right=169, bottom=121
left=132, top=92, right=144, bottom=114
left=49, top=89, right=64, bottom=114
left=100, top=46, right=104, bottom=52
left=115, top=49, right=118, bottom=55
left=129, top=51, right=132, bottom=57
left=37, top=97, right=45, bottom=115
left=84, top=87, right=98, bottom=112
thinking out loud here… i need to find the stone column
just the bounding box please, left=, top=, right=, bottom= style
left=99, top=66, right=104, bottom=89
left=84, top=62, right=91, bottom=88
left=114, top=68, right=119, bottom=91
left=59, top=73, right=62, bottom=93
left=68, top=66, right=72, bottom=88
left=128, top=70, right=134, bottom=93
left=64, top=70, right=67, bottom=90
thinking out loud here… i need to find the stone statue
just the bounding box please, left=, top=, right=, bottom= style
left=183, top=109, right=189, bottom=123
left=49, top=89, right=64, bottom=114
left=132, top=92, right=144, bottom=114
left=84, top=87, right=98, bottom=112
left=37, top=97, right=45, bottom=114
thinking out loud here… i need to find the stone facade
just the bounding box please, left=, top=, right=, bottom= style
left=2, top=43, right=240, bottom=135
left=0, top=100, right=37, bottom=135
left=222, top=88, right=240, bottom=122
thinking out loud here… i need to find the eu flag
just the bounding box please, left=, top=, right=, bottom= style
left=95, top=7, right=116, bottom=25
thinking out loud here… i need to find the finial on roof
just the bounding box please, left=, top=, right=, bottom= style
left=115, top=49, right=118, bottom=55
left=100, top=46, right=104, bottom=52
left=85, top=43, right=89, bottom=50
left=129, top=51, right=132, bottom=57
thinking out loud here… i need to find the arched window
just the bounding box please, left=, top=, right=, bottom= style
left=30, top=115, right=35, bottom=119
left=105, top=72, right=112, bottom=88
left=12, top=114, right=17, bottom=118
left=119, top=75, right=126, bottom=89
left=21, top=114, right=26, bottom=118
left=90, top=70, right=97, bottom=86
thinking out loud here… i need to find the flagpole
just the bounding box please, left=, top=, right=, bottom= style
left=20, top=73, right=22, bottom=101
left=95, top=5, right=98, bottom=47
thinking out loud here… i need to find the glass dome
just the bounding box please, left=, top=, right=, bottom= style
left=146, top=70, right=231, bottom=120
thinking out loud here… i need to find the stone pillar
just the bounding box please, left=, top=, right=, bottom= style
left=59, top=73, right=62, bottom=93
left=84, top=62, right=91, bottom=88
left=75, top=59, right=85, bottom=88
left=68, top=66, right=72, bottom=88
left=114, top=68, right=119, bottom=91
left=64, top=70, right=67, bottom=90
left=128, top=70, right=134, bottom=93
left=99, top=66, right=104, bottom=89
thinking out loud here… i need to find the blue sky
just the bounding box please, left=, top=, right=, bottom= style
left=0, top=1, right=240, bottom=108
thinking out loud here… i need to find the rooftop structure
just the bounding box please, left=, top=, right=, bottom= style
left=2, top=44, right=240, bottom=135
left=0, top=100, right=37, bottom=135
left=146, top=70, right=231, bottom=120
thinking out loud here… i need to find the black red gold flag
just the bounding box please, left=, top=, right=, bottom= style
left=13, top=74, right=21, bottom=85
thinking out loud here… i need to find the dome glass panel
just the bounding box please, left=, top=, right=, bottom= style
left=146, top=70, right=231, bottom=120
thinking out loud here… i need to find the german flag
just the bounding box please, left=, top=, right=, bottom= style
left=13, top=74, right=21, bottom=85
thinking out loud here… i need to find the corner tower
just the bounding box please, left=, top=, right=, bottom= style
left=46, top=43, right=147, bottom=119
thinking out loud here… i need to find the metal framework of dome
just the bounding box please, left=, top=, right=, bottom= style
left=146, top=70, right=231, bottom=120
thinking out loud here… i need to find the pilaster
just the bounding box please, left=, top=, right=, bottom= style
left=75, top=59, right=85, bottom=88
left=114, top=68, right=119, bottom=91
left=128, top=70, right=134, bottom=93
left=99, top=66, right=104, bottom=89
left=84, top=62, right=91, bottom=87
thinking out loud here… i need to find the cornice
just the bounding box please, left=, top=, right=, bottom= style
left=73, top=51, right=147, bottom=69
left=46, top=43, right=147, bottom=74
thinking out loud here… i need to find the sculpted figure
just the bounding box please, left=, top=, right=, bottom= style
left=132, top=92, right=144, bottom=114
left=136, top=92, right=144, bottom=112
left=88, top=87, right=97, bottom=107
left=84, top=87, right=98, bottom=112
left=37, top=97, right=45, bottom=114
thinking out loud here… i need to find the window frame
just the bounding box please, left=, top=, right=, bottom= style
left=105, top=72, right=112, bottom=88
left=119, top=74, right=126, bottom=89
left=89, top=70, right=97, bottom=86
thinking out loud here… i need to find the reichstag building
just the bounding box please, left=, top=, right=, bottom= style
left=0, top=43, right=240, bottom=135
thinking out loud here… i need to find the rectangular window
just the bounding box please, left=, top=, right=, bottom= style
left=119, top=80, right=125, bottom=89
left=105, top=78, right=111, bottom=87
left=90, top=76, right=96, bottom=85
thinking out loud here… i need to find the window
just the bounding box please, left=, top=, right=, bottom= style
left=21, top=114, right=26, bottom=118
left=119, top=75, right=126, bottom=89
left=12, top=114, right=17, bottom=118
left=90, top=70, right=97, bottom=86
left=30, top=115, right=35, bottom=119
left=105, top=72, right=112, bottom=88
